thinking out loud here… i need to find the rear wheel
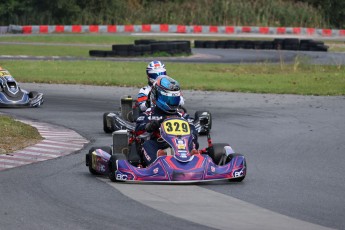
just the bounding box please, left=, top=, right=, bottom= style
left=87, top=146, right=112, bottom=175
left=108, top=153, right=127, bottom=182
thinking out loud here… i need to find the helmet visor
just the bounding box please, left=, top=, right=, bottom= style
left=148, top=71, right=166, bottom=80
left=158, top=90, right=181, bottom=106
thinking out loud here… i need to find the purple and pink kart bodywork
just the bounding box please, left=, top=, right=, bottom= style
left=87, top=117, right=246, bottom=183
left=90, top=149, right=246, bottom=183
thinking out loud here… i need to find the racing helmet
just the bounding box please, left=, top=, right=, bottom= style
left=146, top=60, right=167, bottom=86
left=151, top=75, right=181, bottom=114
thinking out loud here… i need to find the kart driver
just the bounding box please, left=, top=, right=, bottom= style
left=135, top=75, right=198, bottom=166
left=136, top=60, right=184, bottom=112
left=0, top=67, right=12, bottom=90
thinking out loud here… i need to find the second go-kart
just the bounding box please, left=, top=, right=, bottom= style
left=0, top=69, right=43, bottom=108
left=103, top=95, right=212, bottom=135
left=86, top=116, right=246, bottom=183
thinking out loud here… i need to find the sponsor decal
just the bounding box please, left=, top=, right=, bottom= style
left=211, top=166, right=216, bottom=173
left=176, top=139, right=186, bottom=150
left=137, top=116, right=145, bottom=121
left=116, top=173, right=128, bottom=180
left=177, top=150, right=187, bottom=158
left=143, top=150, right=151, bottom=161
left=149, top=116, right=163, bottom=121
left=99, top=164, right=106, bottom=173
left=160, top=90, right=181, bottom=97
left=233, top=168, right=244, bottom=178
left=153, top=167, right=159, bottom=174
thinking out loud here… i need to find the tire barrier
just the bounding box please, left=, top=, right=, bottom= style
left=7, top=24, right=345, bottom=38
left=89, top=40, right=191, bottom=57
left=194, top=38, right=329, bottom=52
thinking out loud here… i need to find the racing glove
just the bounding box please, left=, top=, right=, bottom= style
left=145, top=120, right=160, bottom=133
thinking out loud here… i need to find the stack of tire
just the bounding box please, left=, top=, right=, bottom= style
left=89, top=40, right=191, bottom=57
left=194, top=38, right=328, bottom=52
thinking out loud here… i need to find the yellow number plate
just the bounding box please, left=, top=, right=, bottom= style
left=162, top=119, right=190, bottom=135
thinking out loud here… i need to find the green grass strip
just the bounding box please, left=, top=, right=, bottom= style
left=1, top=60, right=344, bottom=96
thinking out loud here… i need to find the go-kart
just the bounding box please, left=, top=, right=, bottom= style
left=103, top=95, right=212, bottom=135
left=86, top=116, right=246, bottom=183
left=0, top=70, right=43, bottom=107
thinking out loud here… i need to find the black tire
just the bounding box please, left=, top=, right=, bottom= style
left=112, top=44, right=135, bottom=52
left=28, top=91, right=38, bottom=99
left=236, top=41, right=247, bottom=49
left=282, top=38, right=300, bottom=50
left=273, top=38, right=284, bottom=50
left=208, top=143, right=229, bottom=165
left=253, top=41, right=264, bottom=49
left=225, top=40, right=237, bottom=49
left=262, top=41, right=274, bottom=50
left=105, top=51, right=118, bottom=57
left=134, top=39, right=156, bottom=45
left=194, top=40, right=205, bottom=48
left=87, top=146, right=112, bottom=175
left=216, top=40, right=226, bottom=49
left=89, top=50, right=107, bottom=57
left=103, top=113, right=112, bottom=133
left=195, top=110, right=212, bottom=134
left=244, top=41, right=254, bottom=49
left=108, top=153, right=127, bottom=182
left=204, top=41, right=216, bottom=48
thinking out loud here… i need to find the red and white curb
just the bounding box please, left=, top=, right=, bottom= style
left=0, top=119, right=89, bottom=171
left=6, top=24, right=345, bottom=38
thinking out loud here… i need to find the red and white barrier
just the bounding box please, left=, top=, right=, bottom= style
left=7, top=24, right=345, bottom=37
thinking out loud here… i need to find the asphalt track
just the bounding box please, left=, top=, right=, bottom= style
left=0, top=50, right=345, bottom=230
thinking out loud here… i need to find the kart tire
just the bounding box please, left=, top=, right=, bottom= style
left=228, top=153, right=246, bottom=182
left=208, top=143, right=230, bottom=165
left=28, top=91, right=38, bottom=98
left=103, top=113, right=112, bottom=133
left=108, top=153, right=127, bottom=182
left=87, top=146, right=112, bottom=175
left=195, top=110, right=212, bottom=134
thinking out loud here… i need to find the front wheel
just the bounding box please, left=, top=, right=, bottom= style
left=228, top=153, right=246, bottom=182
left=28, top=91, right=38, bottom=99
left=208, top=143, right=230, bottom=165
left=87, top=146, right=112, bottom=175
left=108, top=153, right=127, bottom=182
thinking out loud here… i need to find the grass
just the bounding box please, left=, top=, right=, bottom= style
left=1, top=60, right=344, bottom=96
left=0, top=115, right=43, bottom=154
left=0, top=44, right=103, bottom=57
left=327, top=42, right=345, bottom=53
left=0, top=34, right=138, bottom=44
